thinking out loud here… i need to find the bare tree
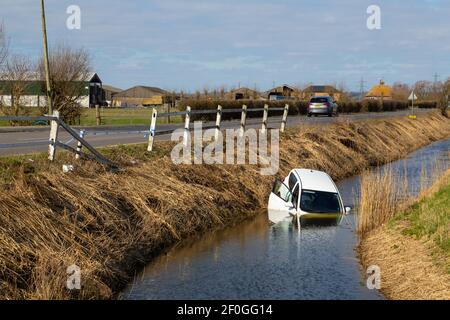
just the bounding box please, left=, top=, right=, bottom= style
left=391, top=82, right=411, bottom=101
left=437, top=78, right=450, bottom=117
left=0, top=23, right=8, bottom=111
left=336, top=81, right=352, bottom=103
left=414, top=80, right=434, bottom=101
left=38, top=45, right=91, bottom=123
left=219, top=86, right=226, bottom=99
left=0, top=55, right=33, bottom=125
left=0, top=23, right=8, bottom=69
left=203, top=87, right=209, bottom=99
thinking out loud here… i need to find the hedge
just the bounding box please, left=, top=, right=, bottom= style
left=178, top=99, right=435, bottom=121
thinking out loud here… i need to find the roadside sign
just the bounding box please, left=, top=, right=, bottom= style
left=408, top=92, right=418, bottom=101
left=408, top=91, right=417, bottom=119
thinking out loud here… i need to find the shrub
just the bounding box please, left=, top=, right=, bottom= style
left=417, top=101, right=437, bottom=109
left=179, top=99, right=308, bottom=121
left=178, top=98, right=424, bottom=121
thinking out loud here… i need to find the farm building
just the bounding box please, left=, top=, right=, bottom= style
left=0, top=72, right=105, bottom=108
left=102, top=85, right=122, bottom=106
left=112, top=86, right=168, bottom=107
left=226, top=87, right=261, bottom=100
left=302, top=85, right=341, bottom=101
left=365, top=80, right=393, bottom=100
left=267, top=85, right=298, bottom=101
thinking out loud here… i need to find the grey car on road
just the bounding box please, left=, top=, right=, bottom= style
left=307, top=96, right=339, bottom=117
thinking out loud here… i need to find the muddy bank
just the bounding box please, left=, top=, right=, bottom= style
left=359, top=169, right=450, bottom=300
left=0, top=112, right=449, bottom=299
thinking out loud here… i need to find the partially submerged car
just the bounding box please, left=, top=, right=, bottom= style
left=268, top=169, right=351, bottom=226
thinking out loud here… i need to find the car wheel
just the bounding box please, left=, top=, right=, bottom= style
left=307, top=113, right=312, bottom=117
left=328, top=113, right=332, bottom=117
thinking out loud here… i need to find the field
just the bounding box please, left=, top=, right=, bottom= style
left=79, top=107, right=183, bottom=126
left=0, top=107, right=183, bottom=127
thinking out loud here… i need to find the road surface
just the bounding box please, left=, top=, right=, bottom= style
left=0, top=109, right=430, bottom=157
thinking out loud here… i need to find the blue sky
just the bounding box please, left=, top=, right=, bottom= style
left=1, top=0, right=449, bottom=92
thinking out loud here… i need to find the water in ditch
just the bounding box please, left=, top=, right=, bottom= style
left=123, top=139, right=450, bottom=300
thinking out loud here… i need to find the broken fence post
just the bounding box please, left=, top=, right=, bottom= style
left=215, top=105, right=223, bottom=141
left=261, top=104, right=269, bottom=134
left=280, top=104, right=289, bottom=132
left=48, top=110, right=60, bottom=161
left=147, top=108, right=158, bottom=152
left=240, top=104, right=247, bottom=137
left=183, top=106, right=191, bottom=147
left=75, top=129, right=86, bottom=160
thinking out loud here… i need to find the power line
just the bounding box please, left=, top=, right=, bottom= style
left=433, top=72, right=440, bottom=84
left=359, top=77, right=366, bottom=101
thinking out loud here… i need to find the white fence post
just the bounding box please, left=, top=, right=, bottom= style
left=280, top=104, right=289, bottom=132
left=183, top=106, right=191, bottom=147
left=147, top=109, right=158, bottom=152
left=261, top=104, right=269, bottom=134
left=48, top=110, right=60, bottom=161
left=75, top=129, right=85, bottom=160
left=215, top=105, right=223, bottom=141
left=240, top=104, right=247, bottom=137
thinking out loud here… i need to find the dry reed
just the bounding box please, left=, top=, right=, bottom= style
left=0, top=111, right=449, bottom=299
left=358, top=169, right=450, bottom=300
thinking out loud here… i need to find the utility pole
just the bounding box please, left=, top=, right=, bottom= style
left=433, top=72, right=439, bottom=84
left=40, top=0, right=53, bottom=114
left=359, top=77, right=366, bottom=101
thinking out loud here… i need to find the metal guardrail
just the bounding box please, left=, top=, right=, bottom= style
left=147, top=104, right=290, bottom=151
left=0, top=113, right=118, bottom=168
left=0, top=104, right=290, bottom=163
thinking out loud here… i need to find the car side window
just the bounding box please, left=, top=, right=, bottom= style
left=292, top=184, right=299, bottom=209
left=272, top=179, right=293, bottom=204
left=288, top=173, right=298, bottom=191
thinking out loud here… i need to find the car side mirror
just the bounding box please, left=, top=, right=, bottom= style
left=344, top=206, right=352, bottom=215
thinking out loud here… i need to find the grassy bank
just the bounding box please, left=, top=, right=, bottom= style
left=0, top=112, right=449, bottom=299
left=358, top=169, right=450, bottom=300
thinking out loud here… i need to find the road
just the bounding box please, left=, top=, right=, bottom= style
left=0, top=109, right=431, bottom=157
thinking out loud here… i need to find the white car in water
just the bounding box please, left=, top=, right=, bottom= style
left=267, top=169, right=351, bottom=226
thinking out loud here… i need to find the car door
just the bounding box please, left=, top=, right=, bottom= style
left=268, top=179, right=296, bottom=224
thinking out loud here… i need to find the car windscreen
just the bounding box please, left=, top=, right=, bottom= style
left=300, top=189, right=341, bottom=213
left=310, top=97, right=329, bottom=103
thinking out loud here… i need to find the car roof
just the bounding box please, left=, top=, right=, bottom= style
left=292, top=169, right=338, bottom=193
left=310, top=96, right=331, bottom=100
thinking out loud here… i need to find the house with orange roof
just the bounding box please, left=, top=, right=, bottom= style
left=365, top=80, right=393, bottom=101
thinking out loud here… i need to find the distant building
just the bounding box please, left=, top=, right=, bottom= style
left=302, top=85, right=341, bottom=101
left=112, top=86, right=168, bottom=107
left=365, top=80, right=393, bottom=101
left=0, top=72, right=105, bottom=108
left=102, top=85, right=122, bottom=106
left=226, top=87, right=261, bottom=100
left=267, top=85, right=297, bottom=101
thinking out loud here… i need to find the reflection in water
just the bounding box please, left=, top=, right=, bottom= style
left=124, top=139, right=450, bottom=300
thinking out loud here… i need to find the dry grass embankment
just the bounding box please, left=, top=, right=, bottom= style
left=0, top=111, right=449, bottom=299
left=358, top=168, right=450, bottom=300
